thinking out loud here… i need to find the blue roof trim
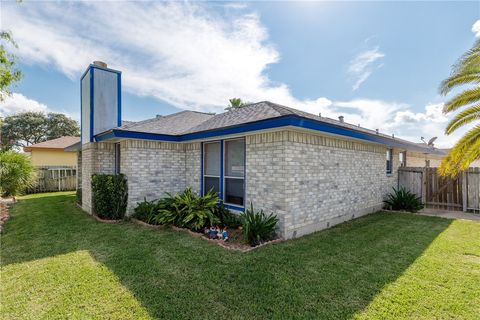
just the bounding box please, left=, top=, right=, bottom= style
left=94, top=114, right=440, bottom=154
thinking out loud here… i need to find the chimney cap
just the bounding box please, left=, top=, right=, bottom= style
left=93, top=61, right=107, bottom=68
left=338, top=115, right=344, bottom=123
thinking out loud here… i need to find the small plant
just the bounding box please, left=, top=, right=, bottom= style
left=133, top=198, right=159, bottom=224
left=76, top=188, right=82, bottom=205
left=154, top=188, right=220, bottom=231
left=91, top=174, right=128, bottom=220
left=384, top=187, right=423, bottom=213
left=241, top=203, right=278, bottom=246
left=0, top=151, right=37, bottom=199
left=213, top=203, right=242, bottom=228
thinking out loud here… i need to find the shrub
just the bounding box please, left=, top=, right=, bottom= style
left=154, top=188, right=220, bottom=231
left=91, top=174, right=128, bottom=220
left=384, top=187, right=424, bottom=213
left=241, top=203, right=278, bottom=246
left=0, top=151, right=37, bottom=198
left=213, top=203, right=242, bottom=228
left=133, top=198, right=159, bottom=224
left=76, top=188, right=82, bottom=205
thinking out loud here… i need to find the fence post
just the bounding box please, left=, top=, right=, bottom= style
left=421, top=167, right=427, bottom=205
left=462, top=171, right=467, bottom=212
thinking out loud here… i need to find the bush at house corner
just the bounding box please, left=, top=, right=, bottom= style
left=0, top=151, right=37, bottom=199
left=91, top=174, right=127, bottom=220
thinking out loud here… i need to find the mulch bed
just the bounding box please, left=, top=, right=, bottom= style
left=130, top=218, right=282, bottom=252
left=0, top=198, right=15, bottom=233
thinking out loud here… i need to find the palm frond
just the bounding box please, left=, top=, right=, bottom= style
left=451, top=39, right=480, bottom=75
left=445, top=105, right=480, bottom=134
left=439, top=125, right=480, bottom=176
left=442, top=87, right=480, bottom=113
left=440, top=72, right=480, bottom=95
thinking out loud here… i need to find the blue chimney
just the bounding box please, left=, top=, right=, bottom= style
left=80, top=61, right=122, bottom=144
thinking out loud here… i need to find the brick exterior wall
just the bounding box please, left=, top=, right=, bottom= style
left=82, top=129, right=401, bottom=239
left=185, top=143, right=202, bottom=194
left=245, top=130, right=399, bottom=239
left=81, top=142, right=115, bottom=213
left=120, top=140, right=187, bottom=214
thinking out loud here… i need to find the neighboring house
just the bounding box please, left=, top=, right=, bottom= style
left=406, top=149, right=480, bottom=168
left=23, top=136, right=80, bottom=192
left=78, top=62, right=448, bottom=239
left=24, top=136, right=80, bottom=167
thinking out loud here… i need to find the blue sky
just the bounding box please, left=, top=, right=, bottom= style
left=1, top=1, right=479, bottom=147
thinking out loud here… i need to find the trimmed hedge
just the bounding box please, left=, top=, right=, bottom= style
left=91, top=174, right=128, bottom=220
left=76, top=188, right=82, bottom=205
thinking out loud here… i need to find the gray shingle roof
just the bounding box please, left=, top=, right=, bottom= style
left=110, top=101, right=440, bottom=154
left=119, top=110, right=214, bottom=135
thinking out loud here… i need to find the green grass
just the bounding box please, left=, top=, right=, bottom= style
left=1, top=192, right=479, bottom=319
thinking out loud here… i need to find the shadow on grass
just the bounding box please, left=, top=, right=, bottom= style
left=1, top=193, right=452, bottom=319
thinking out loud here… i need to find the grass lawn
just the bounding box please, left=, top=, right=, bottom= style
left=1, top=192, right=479, bottom=319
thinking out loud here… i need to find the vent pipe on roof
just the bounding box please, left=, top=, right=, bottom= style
left=93, top=61, right=107, bottom=68
left=376, top=129, right=379, bottom=134
left=338, top=116, right=344, bottom=123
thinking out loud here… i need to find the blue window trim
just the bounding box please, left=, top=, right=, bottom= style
left=94, top=114, right=442, bottom=155
left=201, top=138, right=246, bottom=212
left=200, top=142, right=204, bottom=195
left=220, top=140, right=224, bottom=200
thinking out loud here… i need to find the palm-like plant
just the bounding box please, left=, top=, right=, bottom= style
left=225, top=98, right=248, bottom=111
left=0, top=150, right=37, bottom=199
left=439, top=39, right=480, bottom=177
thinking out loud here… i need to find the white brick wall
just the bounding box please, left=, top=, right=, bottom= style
left=120, top=140, right=187, bottom=214
left=81, top=142, right=115, bottom=213
left=245, top=130, right=399, bottom=239
left=82, top=130, right=401, bottom=238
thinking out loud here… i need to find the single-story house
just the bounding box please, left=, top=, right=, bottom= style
left=24, top=136, right=80, bottom=168
left=78, top=61, right=447, bottom=239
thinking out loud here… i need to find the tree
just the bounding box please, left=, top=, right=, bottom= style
left=0, top=31, right=22, bottom=102
left=46, top=113, right=80, bottom=140
left=438, top=39, right=480, bottom=177
left=225, top=98, right=249, bottom=111
left=0, top=150, right=37, bottom=199
left=0, top=112, right=80, bottom=149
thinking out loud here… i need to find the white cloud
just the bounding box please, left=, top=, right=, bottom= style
left=1, top=2, right=465, bottom=148
left=472, top=20, right=480, bottom=37
left=348, top=47, right=385, bottom=91
left=0, top=93, right=49, bottom=117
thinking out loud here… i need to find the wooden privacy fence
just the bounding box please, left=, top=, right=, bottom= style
left=398, top=167, right=480, bottom=212
left=27, top=166, right=77, bottom=193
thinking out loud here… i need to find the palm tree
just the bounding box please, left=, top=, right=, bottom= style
left=225, top=98, right=248, bottom=111
left=438, top=39, right=480, bottom=177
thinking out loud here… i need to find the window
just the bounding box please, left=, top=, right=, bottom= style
left=224, top=139, right=245, bottom=206
left=114, top=143, right=121, bottom=174
left=203, top=142, right=221, bottom=194
left=202, top=138, right=245, bottom=208
left=386, top=148, right=393, bottom=174
left=399, top=151, right=407, bottom=167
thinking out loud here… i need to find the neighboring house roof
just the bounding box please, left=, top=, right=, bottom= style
left=95, top=101, right=444, bottom=155
left=119, top=110, right=214, bottom=135
left=24, top=136, right=81, bottom=152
